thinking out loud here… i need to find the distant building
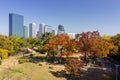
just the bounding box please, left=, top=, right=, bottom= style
left=9, top=13, right=24, bottom=37
left=24, top=26, right=28, bottom=38
left=36, top=31, right=39, bottom=38
left=52, top=30, right=57, bottom=36
left=75, top=33, right=81, bottom=41
left=29, top=23, right=36, bottom=38
left=66, top=33, right=76, bottom=39
left=44, top=25, right=52, bottom=33
left=38, top=23, right=52, bottom=38
left=38, top=24, right=45, bottom=38
left=58, top=24, right=65, bottom=34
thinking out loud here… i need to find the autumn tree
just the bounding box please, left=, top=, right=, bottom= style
left=111, top=34, right=120, bottom=62
left=77, top=31, right=118, bottom=64
left=57, top=34, right=77, bottom=56
left=76, top=31, right=100, bottom=65
left=97, top=39, right=118, bottom=58
left=101, top=34, right=111, bottom=41
left=0, top=48, right=8, bottom=59
left=44, top=34, right=77, bottom=63
left=65, top=57, right=83, bottom=80
left=100, top=35, right=118, bottom=56
left=44, top=37, right=58, bottom=62
left=0, top=34, right=14, bottom=63
left=0, top=35, right=14, bottom=53
left=45, top=34, right=77, bottom=56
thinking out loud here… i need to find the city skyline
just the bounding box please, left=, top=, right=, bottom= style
left=8, top=12, right=57, bottom=38
left=0, top=0, right=120, bottom=36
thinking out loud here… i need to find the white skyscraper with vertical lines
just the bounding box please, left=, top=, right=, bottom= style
left=38, top=23, right=52, bottom=38
left=29, top=23, right=36, bottom=38
left=39, top=23, right=45, bottom=38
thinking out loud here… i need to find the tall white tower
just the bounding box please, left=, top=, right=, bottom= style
left=29, top=23, right=36, bottom=38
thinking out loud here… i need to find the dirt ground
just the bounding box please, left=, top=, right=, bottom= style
left=0, top=50, right=117, bottom=80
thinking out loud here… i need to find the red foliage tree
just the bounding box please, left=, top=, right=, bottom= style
left=44, top=34, right=77, bottom=63
left=45, top=34, right=77, bottom=57
left=76, top=31, right=100, bottom=64
left=65, top=57, right=84, bottom=79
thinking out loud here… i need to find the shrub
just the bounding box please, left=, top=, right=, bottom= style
left=18, top=58, right=26, bottom=64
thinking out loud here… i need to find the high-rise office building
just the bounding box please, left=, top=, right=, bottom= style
left=24, top=26, right=28, bottom=38
left=58, top=24, right=65, bottom=34
left=52, top=30, right=57, bottom=36
left=39, top=24, right=45, bottom=38
left=36, top=31, right=39, bottom=38
left=38, top=24, right=52, bottom=38
left=66, top=33, right=76, bottom=39
left=9, top=13, right=24, bottom=37
left=29, top=23, right=36, bottom=38
left=44, top=25, right=52, bottom=33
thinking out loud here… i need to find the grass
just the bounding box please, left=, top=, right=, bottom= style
left=0, top=62, right=66, bottom=80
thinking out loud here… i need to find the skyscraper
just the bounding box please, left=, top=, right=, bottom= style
left=58, top=24, right=65, bottom=34
left=44, top=25, right=52, bottom=33
left=39, top=23, right=45, bottom=38
left=24, top=26, right=28, bottom=38
left=38, top=24, right=52, bottom=38
left=52, top=30, right=57, bottom=36
left=29, top=23, right=36, bottom=38
left=9, top=13, right=24, bottom=37
left=66, top=33, right=76, bottom=39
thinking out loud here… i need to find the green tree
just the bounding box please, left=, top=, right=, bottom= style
left=41, top=32, right=54, bottom=46
left=9, top=34, right=28, bottom=53
left=111, top=34, right=120, bottom=45
left=26, top=37, right=41, bottom=48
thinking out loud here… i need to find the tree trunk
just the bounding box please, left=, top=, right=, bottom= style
left=84, top=52, right=88, bottom=66
left=0, top=57, right=2, bottom=65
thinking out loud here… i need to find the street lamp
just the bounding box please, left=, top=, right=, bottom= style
left=115, top=64, right=120, bottom=80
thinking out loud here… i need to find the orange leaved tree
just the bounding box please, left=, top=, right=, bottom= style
left=44, top=34, right=77, bottom=63
left=65, top=57, right=84, bottom=80
left=76, top=31, right=100, bottom=65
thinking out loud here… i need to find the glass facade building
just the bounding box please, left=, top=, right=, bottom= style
left=9, top=13, right=24, bottom=37
left=58, top=24, right=65, bottom=34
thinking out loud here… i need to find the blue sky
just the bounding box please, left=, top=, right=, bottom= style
left=0, top=0, right=120, bottom=36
